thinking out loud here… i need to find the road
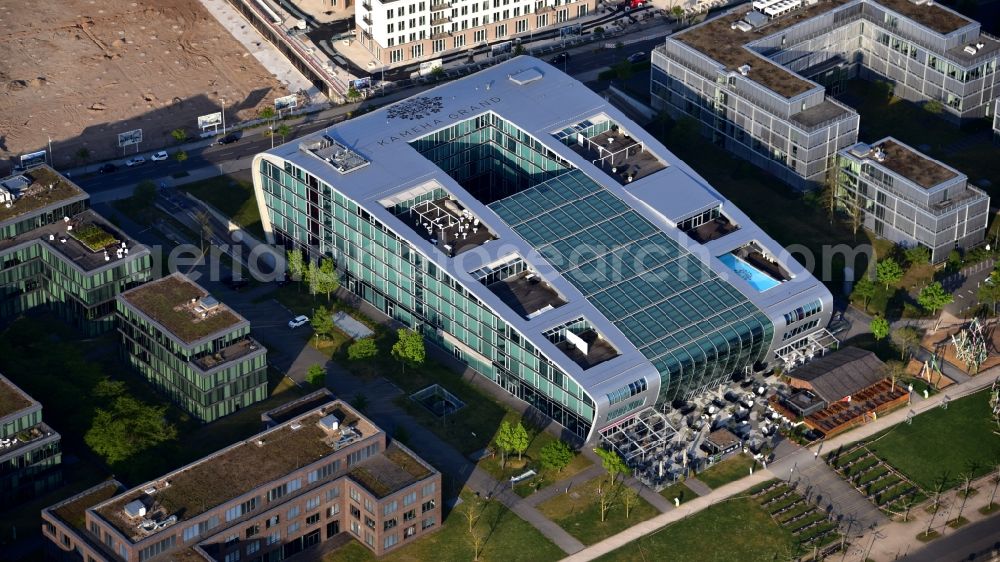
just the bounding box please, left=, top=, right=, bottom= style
left=900, top=514, right=1000, bottom=562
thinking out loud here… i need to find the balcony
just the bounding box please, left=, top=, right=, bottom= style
left=362, top=0, right=371, bottom=10
left=363, top=14, right=372, bottom=25
left=430, top=1, right=451, bottom=9
left=431, top=16, right=451, bottom=25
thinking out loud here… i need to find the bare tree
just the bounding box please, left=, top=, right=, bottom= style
left=194, top=211, right=213, bottom=254
left=988, top=464, right=1000, bottom=510
left=595, top=478, right=615, bottom=522
left=621, top=485, right=640, bottom=519
left=955, top=471, right=975, bottom=523
left=461, top=495, right=486, bottom=561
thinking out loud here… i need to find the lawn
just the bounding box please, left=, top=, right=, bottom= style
left=324, top=489, right=565, bottom=562
left=696, top=454, right=757, bottom=490
left=659, top=480, right=700, bottom=505
left=537, top=476, right=659, bottom=545
left=864, top=389, right=1000, bottom=491
left=178, top=172, right=266, bottom=241
left=594, top=496, right=797, bottom=562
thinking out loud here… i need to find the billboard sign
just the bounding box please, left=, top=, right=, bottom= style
left=274, top=94, right=298, bottom=112
left=117, top=129, right=143, bottom=147
left=197, top=112, right=223, bottom=130
left=19, top=150, right=47, bottom=169
left=490, top=41, right=512, bottom=57
left=350, top=77, right=372, bottom=91
left=418, top=59, right=443, bottom=76
left=560, top=24, right=582, bottom=37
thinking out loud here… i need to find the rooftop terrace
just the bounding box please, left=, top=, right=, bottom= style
left=554, top=329, right=620, bottom=370
left=568, top=127, right=665, bottom=184
left=394, top=196, right=497, bottom=257
left=876, top=139, right=959, bottom=189
left=96, top=403, right=379, bottom=541
left=191, top=338, right=264, bottom=372
left=487, top=270, right=566, bottom=319
left=120, top=274, right=243, bottom=344
left=0, top=166, right=86, bottom=224
left=0, top=209, right=144, bottom=272
left=0, top=376, right=32, bottom=419
left=348, top=442, right=434, bottom=498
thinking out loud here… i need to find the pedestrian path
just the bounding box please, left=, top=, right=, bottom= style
left=683, top=478, right=712, bottom=497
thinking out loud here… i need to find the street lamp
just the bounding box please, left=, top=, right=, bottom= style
left=269, top=125, right=274, bottom=149
left=219, top=98, right=227, bottom=136
left=47, top=136, right=53, bottom=167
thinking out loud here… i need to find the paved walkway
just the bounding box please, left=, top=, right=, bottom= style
left=562, top=368, right=1000, bottom=561
left=683, top=478, right=712, bottom=497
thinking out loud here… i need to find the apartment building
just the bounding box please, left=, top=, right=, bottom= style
left=0, top=166, right=153, bottom=335
left=0, top=373, right=62, bottom=505
left=116, top=273, right=269, bottom=423
left=836, top=137, right=989, bottom=262
left=357, top=0, right=596, bottom=66
left=42, top=397, right=442, bottom=561
left=651, top=0, right=999, bottom=189
left=251, top=58, right=833, bottom=443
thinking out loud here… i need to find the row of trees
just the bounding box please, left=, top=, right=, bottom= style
left=287, top=249, right=340, bottom=299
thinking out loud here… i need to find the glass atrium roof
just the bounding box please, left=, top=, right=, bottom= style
left=489, top=169, right=771, bottom=391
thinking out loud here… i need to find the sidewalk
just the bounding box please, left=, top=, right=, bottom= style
left=562, top=368, right=1000, bottom=561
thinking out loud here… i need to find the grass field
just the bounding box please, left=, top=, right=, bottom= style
left=659, top=480, right=700, bottom=505
left=537, top=476, right=659, bottom=545
left=594, top=496, right=796, bottom=562
left=697, top=454, right=757, bottom=490
left=325, top=490, right=564, bottom=562
left=178, top=172, right=265, bottom=241
left=865, top=389, right=1000, bottom=490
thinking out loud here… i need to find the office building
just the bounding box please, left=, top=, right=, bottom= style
left=0, top=373, right=62, bottom=505
left=651, top=0, right=999, bottom=189
left=116, top=273, right=269, bottom=423
left=357, top=0, right=596, bottom=66
left=0, top=166, right=152, bottom=335
left=836, top=137, right=988, bottom=262
left=251, top=57, right=833, bottom=443
left=42, top=396, right=441, bottom=561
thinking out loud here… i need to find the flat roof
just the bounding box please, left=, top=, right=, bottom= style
left=348, top=442, right=434, bottom=498
left=487, top=271, right=567, bottom=319
left=0, top=166, right=87, bottom=225
left=48, top=481, right=123, bottom=532
left=262, top=57, right=830, bottom=415
left=876, top=139, right=960, bottom=189
left=94, top=401, right=383, bottom=541
left=119, top=273, right=244, bottom=345
left=0, top=375, right=33, bottom=419
left=672, top=0, right=974, bottom=99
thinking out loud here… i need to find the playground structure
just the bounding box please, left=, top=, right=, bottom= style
left=951, top=318, right=990, bottom=373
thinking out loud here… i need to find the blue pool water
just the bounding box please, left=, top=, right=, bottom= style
left=717, top=253, right=781, bottom=292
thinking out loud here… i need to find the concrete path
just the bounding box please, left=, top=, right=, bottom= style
left=523, top=464, right=607, bottom=508
left=683, top=478, right=712, bottom=497
left=562, top=368, right=1000, bottom=561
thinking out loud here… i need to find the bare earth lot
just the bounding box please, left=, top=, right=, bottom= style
left=0, top=0, right=288, bottom=167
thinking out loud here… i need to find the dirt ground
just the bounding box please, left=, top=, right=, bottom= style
left=0, top=0, right=289, bottom=169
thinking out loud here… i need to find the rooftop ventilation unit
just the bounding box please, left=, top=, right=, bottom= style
left=143, top=487, right=157, bottom=495
left=319, top=413, right=341, bottom=431
left=964, top=45, right=978, bottom=55
left=732, top=20, right=753, bottom=32
left=300, top=135, right=371, bottom=175
left=124, top=500, right=147, bottom=519
left=738, top=64, right=751, bottom=76
left=508, top=67, right=543, bottom=85
left=290, top=421, right=303, bottom=431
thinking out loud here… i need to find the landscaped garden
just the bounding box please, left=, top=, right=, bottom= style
left=325, top=489, right=565, bottom=562
left=178, top=171, right=265, bottom=240
left=537, top=475, right=659, bottom=545
left=695, top=454, right=757, bottom=490
left=658, top=480, right=700, bottom=505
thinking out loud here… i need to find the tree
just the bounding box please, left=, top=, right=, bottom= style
left=310, top=257, right=340, bottom=300
left=391, top=328, right=425, bottom=373
left=275, top=123, right=292, bottom=143
left=174, top=150, right=188, bottom=163
left=510, top=422, right=529, bottom=461
left=347, top=337, right=378, bottom=361
left=978, top=271, right=1000, bottom=315
left=988, top=463, right=1000, bottom=509
left=132, top=180, right=157, bottom=210
left=671, top=5, right=685, bottom=22
left=956, top=470, right=976, bottom=523
left=93, top=379, right=127, bottom=400
left=891, top=326, right=921, bottom=360
left=259, top=106, right=276, bottom=120
left=593, top=26, right=605, bottom=35
left=513, top=43, right=525, bottom=56
left=430, top=66, right=445, bottom=81
left=287, top=248, right=305, bottom=284
left=594, top=477, right=615, bottom=522
left=539, top=440, right=574, bottom=473
left=460, top=494, right=486, bottom=560
left=853, top=275, right=877, bottom=311
left=594, top=447, right=630, bottom=483
left=876, top=257, right=904, bottom=290
left=820, top=160, right=838, bottom=224
left=613, top=60, right=634, bottom=81
left=871, top=316, right=890, bottom=344
left=75, top=147, right=91, bottom=163
left=621, top=485, right=640, bottom=518
left=924, top=100, right=944, bottom=114
left=905, top=245, right=931, bottom=267
left=306, top=364, right=326, bottom=387
left=351, top=392, right=369, bottom=413
left=194, top=210, right=213, bottom=254
left=884, top=360, right=907, bottom=393
left=170, top=128, right=188, bottom=143
left=918, top=281, right=953, bottom=331
left=494, top=420, right=515, bottom=467
left=311, top=305, right=335, bottom=341
left=85, top=395, right=177, bottom=465
left=347, top=86, right=362, bottom=103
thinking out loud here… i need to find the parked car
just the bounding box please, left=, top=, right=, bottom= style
left=222, top=276, right=249, bottom=291
left=217, top=133, right=240, bottom=145
left=151, top=150, right=169, bottom=161
left=550, top=52, right=571, bottom=64
left=627, top=51, right=647, bottom=64
left=125, top=156, right=146, bottom=167
left=98, top=163, right=118, bottom=174
left=288, top=315, right=310, bottom=329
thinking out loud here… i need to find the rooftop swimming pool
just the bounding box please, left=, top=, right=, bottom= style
left=717, top=253, right=781, bottom=292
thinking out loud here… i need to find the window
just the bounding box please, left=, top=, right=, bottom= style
left=422, top=517, right=436, bottom=530
left=422, top=500, right=436, bottom=513
left=246, top=541, right=260, bottom=555
left=351, top=521, right=361, bottom=535
left=404, top=509, right=416, bottom=522
left=422, top=483, right=436, bottom=497
left=496, top=24, right=507, bottom=38
left=403, top=492, right=417, bottom=506
left=138, top=536, right=176, bottom=562
left=607, top=378, right=647, bottom=405
left=364, top=498, right=375, bottom=514
left=365, top=516, right=376, bottom=529
left=268, top=479, right=301, bottom=501
left=245, top=524, right=259, bottom=538
left=308, top=460, right=341, bottom=484
left=326, top=487, right=341, bottom=502
left=474, top=29, right=486, bottom=43
left=288, top=506, right=301, bottom=519
left=225, top=534, right=239, bottom=547
left=405, top=525, right=416, bottom=538
left=226, top=498, right=258, bottom=522
left=516, top=19, right=527, bottom=33
left=266, top=515, right=280, bottom=529
left=287, top=522, right=301, bottom=535
left=306, top=513, right=321, bottom=525
left=350, top=505, right=361, bottom=519
left=383, top=500, right=398, bottom=516
left=328, top=504, right=341, bottom=517
left=453, top=35, right=466, bottom=48
left=350, top=488, right=361, bottom=502
left=411, top=44, right=423, bottom=58
left=306, top=496, right=321, bottom=511
left=433, top=39, right=445, bottom=53
left=385, top=534, right=400, bottom=549
left=266, top=531, right=280, bottom=545
left=384, top=518, right=398, bottom=531
left=390, top=49, right=403, bottom=63
left=224, top=551, right=240, bottom=562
